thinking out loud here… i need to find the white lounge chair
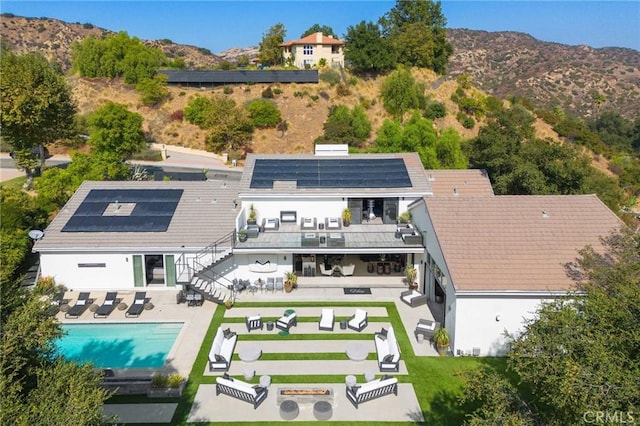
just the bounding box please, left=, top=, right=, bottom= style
left=276, top=312, right=297, bottom=331
left=319, top=308, right=334, bottom=331
left=348, top=308, right=368, bottom=332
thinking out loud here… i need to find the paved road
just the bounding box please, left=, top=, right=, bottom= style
left=0, top=149, right=242, bottom=183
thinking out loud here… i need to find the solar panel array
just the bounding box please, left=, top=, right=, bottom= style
left=250, top=158, right=412, bottom=189
left=62, top=189, right=183, bottom=233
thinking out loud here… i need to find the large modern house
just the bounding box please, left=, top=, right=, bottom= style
left=32, top=149, right=624, bottom=356
left=281, top=32, right=345, bottom=69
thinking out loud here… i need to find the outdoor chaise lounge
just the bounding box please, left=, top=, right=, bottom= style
left=348, top=308, right=368, bottom=332
left=276, top=311, right=297, bottom=331
left=125, top=292, right=147, bottom=318
left=345, top=375, right=398, bottom=408
left=215, top=375, right=268, bottom=409
left=400, top=289, right=428, bottom=307
left=374, top=326, right=401, bottom=372
left=319, top=308, right=334, bottom=331
left=93, top=292, right=121, bottom=318
left=65, top=292, right=93, bottom=319
left=209, top=327, right=238, bottom=371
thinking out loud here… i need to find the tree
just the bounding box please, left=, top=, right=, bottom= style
left=460, top=229, right=639, bottom=425
left=245, top=98, right=281, bottom=128
left=71, top=31, right=166, bottom=84
left=379, top=0, right=452, bottom=73
left=301, top=24, right=337, bottom=38
left=87, top=102, right=146, bottom=160
left=136, top=73, right=170, bottom=106
left=258, top=23, right=286, bottom=66
left=184, top=96, right=214, bottom=127
left=0, top=286, right=109, bottom=424
left=344, top=21, right=396, bottom=74
left=380, top=68, right=426, bottom=118
left=0, top=50, right=77, bottom=187
left=317, top=105, right=371, bottom=147
left=204, top=96, right=254, bottom=153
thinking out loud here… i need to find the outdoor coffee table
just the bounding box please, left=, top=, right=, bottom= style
left=238, top=345, right=262, bottom=362
left=346, top=342, right=369, bottom=361
left=266, top=321, right=274, bottom=331
left=340, top=319, right=347, bottom=330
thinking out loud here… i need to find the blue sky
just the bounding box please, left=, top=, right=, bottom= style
left=2, top=1, right=639, bottom=53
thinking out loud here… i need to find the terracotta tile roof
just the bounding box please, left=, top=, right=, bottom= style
left=281, top=32, right=344, bottom=47
left=425, top=169, right=494, bottom=197
left=425, top=195, right=624, bottom=292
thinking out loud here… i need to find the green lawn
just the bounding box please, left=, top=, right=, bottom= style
left=109, top=300, right=507, bottom=425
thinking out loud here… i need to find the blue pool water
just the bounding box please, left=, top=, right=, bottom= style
left=55, top=322, right=183, bottom=369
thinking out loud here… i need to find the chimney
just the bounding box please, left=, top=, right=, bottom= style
left=316, top=32, right=323, bottom=43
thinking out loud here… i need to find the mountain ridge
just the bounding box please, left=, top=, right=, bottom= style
left=1, top=14, right=639, bottom=119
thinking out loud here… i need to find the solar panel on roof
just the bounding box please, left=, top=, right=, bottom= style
left=62, top=189, right=183, bottom=233
left=250, top=158, right=412, bottom=189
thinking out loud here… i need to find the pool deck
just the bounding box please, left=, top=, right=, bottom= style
left=59, top=286, right=437, bottom=424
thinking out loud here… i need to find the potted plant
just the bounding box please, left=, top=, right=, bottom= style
left=148, top=373, right=185, bottom=398
left=237, top=229, right=248, bottom=242
left=433, top=327, right=450, bottom=356
left=341, top=208, right=352, bottom=227
left=284, top=271, right=297, bottom=293
left=405, top=265, right=418, bottom=289
left=247, top=204, right=257, bottom=225
left=398, top=211, right=412, bottom=224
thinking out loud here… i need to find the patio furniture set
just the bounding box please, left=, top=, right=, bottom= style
left=63, top=291, right=149, bottom=319
left=233, top=277, right=285, bottom=293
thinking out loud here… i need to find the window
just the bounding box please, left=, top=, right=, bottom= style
left=78, top=263, right=106, bottom=268
left=303, top=45, right=313, bottom=55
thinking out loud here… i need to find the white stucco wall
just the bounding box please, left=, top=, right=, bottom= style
left=224, top=253, right=292, bottom=283
left=40, top=252, right=136, bottom=290
left=453, top=295, right=550, bottom=356
left=242, top=198, right=345, bottom=224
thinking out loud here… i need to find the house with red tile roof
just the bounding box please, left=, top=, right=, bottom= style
left=281, top=32, right=344, bottom=69
left=408, top=194, right=625, bottom=355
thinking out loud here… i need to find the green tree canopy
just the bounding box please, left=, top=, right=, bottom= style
left=380, top=68, right=426, bottom=118
left=258, top=23, right=286, bottom=66
left=301, top=24, right=337, bottom=38
left=379, top=0, right=452, bottom=73
left=71, top=31, right=166, bottom=84
left=0, top=50, right=77, bottom=186
left=87, top=102, right=146, bottom=160
left=316, top=104, right=372, bottom=147
left=135, top=73, right=170, bottom=106
left=460, top=229, right=639, bottom=425
left=204, top=96, right=254, bottom=153
left=245, top=99, right=281, bottom=128
left=344, top=21, right=396, bottom=74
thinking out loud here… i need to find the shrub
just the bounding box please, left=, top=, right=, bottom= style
left=336, top=83, right=350, bottom=97
left=348, top=76, right=358, bottom=86
left=273, top=88, right=282, bottom=95
left=178, top=91, right=186, bottom=97
left=184, top=96, right=213, bottom=127
left=319, top=69, right=341, bottom=86
left=167, top=374, right=183, bottom=388
left=261, top=87, right=274, bottom=98
left=318, top=58, right=327, bottom=67
left=223, top=86, right=233, bottom=95
left=136, top=74, right=170, bottom=106
left=456, top=112, right=475, bottom=129
left=151, top=373, right=168, bottom=388
left=319, top=90, right=330, bottom=101
left=246, top=98, right=281, bottom=128
left=82, top=22, right=94, bottom=29
left=310, top=94, right=319, bottom=102
left=424, top=101, right=446, bottom=119
left=170, top=110, right=183, bottom=121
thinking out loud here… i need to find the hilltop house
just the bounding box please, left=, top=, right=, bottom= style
left=32, top=149, right=623, bottom=356
left=281, top=32, right=344, bottom=69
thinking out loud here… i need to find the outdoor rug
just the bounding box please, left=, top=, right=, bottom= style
left=343, top=288, right=372, bottom=295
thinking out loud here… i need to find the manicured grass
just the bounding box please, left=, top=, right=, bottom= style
left=120, top=300, right=508, bottom=425
left=0, top=175, right=27, bottom=190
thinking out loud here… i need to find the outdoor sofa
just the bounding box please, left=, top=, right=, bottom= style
left=345, top=375, right=398, bottom=409
left=374, top=326, right=401, bottom=372
left=414, top=319, right=439, bottom=342
left=215, top=375, right=268, bottom=409
left=208, top=326, right=238, bottom=371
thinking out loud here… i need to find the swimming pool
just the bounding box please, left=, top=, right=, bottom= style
left=55, top=322, right=183, bottom=369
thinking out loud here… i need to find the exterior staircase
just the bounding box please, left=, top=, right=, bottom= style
left=177, top=231, right=237, bottom=305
